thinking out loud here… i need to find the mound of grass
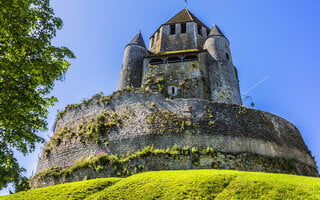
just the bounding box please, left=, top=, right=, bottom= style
left=89, top=170, right=320, bottom=200
left=1, top=170, right=320, bottom=199
left=0, top=178, right=121, bottom=200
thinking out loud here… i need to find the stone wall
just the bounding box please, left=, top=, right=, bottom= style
left=31, top=148, right=317, bottom=188
left=142, top=51, right=211, bottom=99
left=35, top=91, right=318, bottom=179
left=150, top=22, right=208, bottom=54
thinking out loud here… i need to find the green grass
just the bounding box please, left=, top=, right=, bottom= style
left=0, top=178, right=121, bottom=200
left=1, top=170, right=320, bottom=200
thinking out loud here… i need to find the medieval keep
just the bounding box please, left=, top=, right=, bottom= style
left=32, top=9, right=318, bottom=188
left=118, top=9, right=242, bottom=104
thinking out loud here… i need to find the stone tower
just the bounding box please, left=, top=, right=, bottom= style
left=118, top=32, right=148, bottom=90
left=204, top=25, right=242, bottom=104
left=118, top=9, right=242, bottom=104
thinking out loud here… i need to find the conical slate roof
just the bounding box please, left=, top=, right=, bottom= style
left=208, top=24, right=225, bottom=37
left=128, top=32, right=146, bottom=48
left=165, top=9, right=209, bottom=29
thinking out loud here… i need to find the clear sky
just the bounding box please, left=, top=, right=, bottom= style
left=2, top=0, right=320, bottom=195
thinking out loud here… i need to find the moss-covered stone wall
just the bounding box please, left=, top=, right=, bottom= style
left=31, top=146, right=317, bottom=189
left=35, top=90, right=318, bottom=185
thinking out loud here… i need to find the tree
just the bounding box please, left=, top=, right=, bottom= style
left=0, top=0, right=74, bottom=191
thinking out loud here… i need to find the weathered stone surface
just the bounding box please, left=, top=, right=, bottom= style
left=35, top=91, right=318, bottom=184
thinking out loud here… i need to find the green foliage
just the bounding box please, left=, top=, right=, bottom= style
left=0, top=0, right=74, bottom=190
left=142, top=65, right=165, bottom=93
left=4, top=170, right=320, bottom=199
left=207, top=109, right=215, bottom=126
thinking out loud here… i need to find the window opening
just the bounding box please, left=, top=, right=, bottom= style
left=184, top=55, right=198, bottom=61
left=226, top=53, right=230, bottom=60
left=181, top=23, right=186, bottom=33
left=170, top=24, right=176, bottom=34
left=168, top=56, right=181, bottom=63
left=168, top=86, right=178, bottom=96
left=197, top=24, right=202, bottom=36
left=149, top=58, right=163, bottom=65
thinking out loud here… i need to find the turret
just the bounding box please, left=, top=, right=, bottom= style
left=118, top=32, right=148, bottom=90
left=204, top=24, right=242, bottom=104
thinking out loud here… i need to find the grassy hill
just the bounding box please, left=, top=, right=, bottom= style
left=1, top=169, right=320, bottom=199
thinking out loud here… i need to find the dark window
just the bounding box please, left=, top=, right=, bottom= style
left=149, top=58, right=163, bottom=65
left=181, top=23, right=186, bottom=33
left=184, top=55, right=199, bottom=61
left=197, top=24, right=202, bottom=36
left=170, top=24, right=176, bottom=34
left=168, top=56, right=181, bottom=63
left=168, top=86, right=178, bottom=96
left=207, top=29, right=210, bottom=36
left=226, top=53, right=230, bottom=60
left=172, top=87, right=175, bottom=94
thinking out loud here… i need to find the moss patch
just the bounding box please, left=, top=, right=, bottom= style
left=44, top=111, right=126, bottom=154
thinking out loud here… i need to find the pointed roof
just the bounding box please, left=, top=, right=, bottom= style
left=128, top=32, right=146, bottom=48
left=208, top=24, right=225, bottom=37
left=165, top=9, right=209, bottom=30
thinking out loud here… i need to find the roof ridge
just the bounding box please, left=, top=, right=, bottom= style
left=164, top=9, right=209, bottom=30
left=185, top=9, right=194, bottom=21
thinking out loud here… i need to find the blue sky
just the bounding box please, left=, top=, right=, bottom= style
left=2, top=0, right=320, bottom=195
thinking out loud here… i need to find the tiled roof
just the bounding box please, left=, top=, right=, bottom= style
left=165, top=9, right=209, bottom=30
left=208, top=24, right=225, bottom=37
left=128, top=32, right=146, bottom=48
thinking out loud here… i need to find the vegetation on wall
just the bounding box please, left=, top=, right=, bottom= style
left=146, top=109, right=192, bottom=135
left=44, top=111, right=126, bottom=154
left=142, top=65, right=165, bottom=93
left=33, top=145, right=215, bottom=182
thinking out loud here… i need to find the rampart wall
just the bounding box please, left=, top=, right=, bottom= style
left=35, top=90, right=318, bottom=185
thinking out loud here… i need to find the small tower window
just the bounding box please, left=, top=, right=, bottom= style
left=181, top=23, right=186, bottom=33
left=170, top=24, right=176, bottom=35
left=168, top=86, right=178, bottom=97
left=197, top=24, right=202, bottom=36
left=226, top=53, right=230, bottom=60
